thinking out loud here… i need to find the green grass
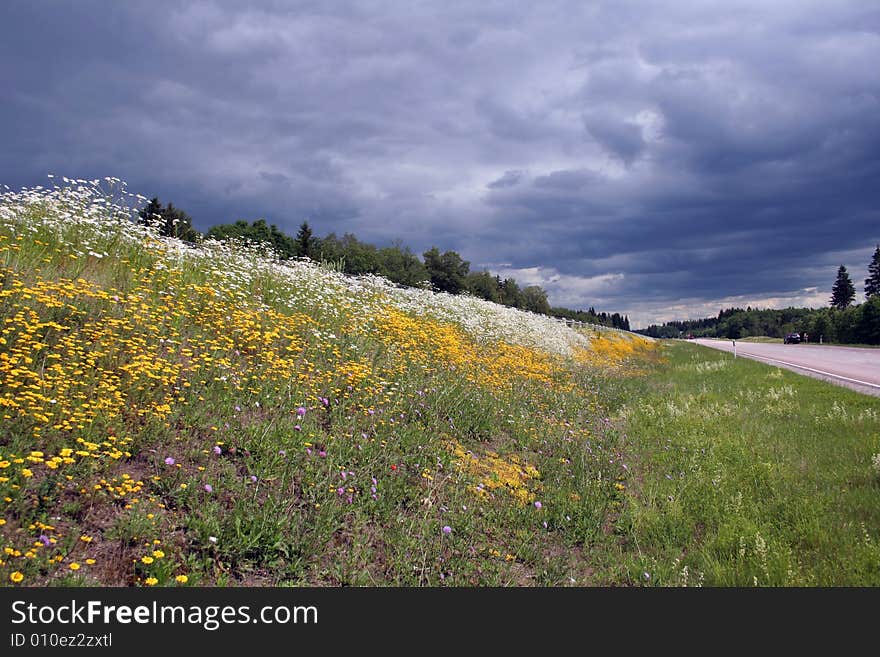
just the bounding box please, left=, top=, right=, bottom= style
left=737, top=336, right=783, bottom=343
left=605, top=340, right=880, bottom=585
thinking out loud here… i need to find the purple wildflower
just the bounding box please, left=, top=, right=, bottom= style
left=442, top=526, right=452, bottom=535
left=250, top=475, right=258, bottom=483
left=534, top=501, right=543, bottom=509
left=204, top=484, right=213, bottom=493
left=294, top=425, right=302, bottom=431
left=164, top=457, right=175, bottom=466
left=38, top=535, right=51, bottom=546
left=296, top=406, right=307, bottom=417
left=213, top=445, right=222, bottom=455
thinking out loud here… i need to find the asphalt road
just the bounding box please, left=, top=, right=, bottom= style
left=691, top=339, right=880, bottom=397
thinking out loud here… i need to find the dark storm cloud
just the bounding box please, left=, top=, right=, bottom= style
left=2, top=0, right=879, bottom=326
left=582, top=113, right=645, bottom=164
left=487, top=170, right=524, bottom=189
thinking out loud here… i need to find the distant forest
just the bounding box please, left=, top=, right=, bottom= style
left=637, top=251, right=880, bottom=345
left=136, top=198, right=631, bottom=330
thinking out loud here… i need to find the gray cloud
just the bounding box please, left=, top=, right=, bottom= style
left=1, top=0, right=879, bottom=326
left=487, top=170, right=524, bottom=189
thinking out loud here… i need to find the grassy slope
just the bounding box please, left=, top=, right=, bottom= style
left=0, top=181, right=654, bottom=587
left=610, top=340, right=880, bottom=585
left=3, top=182, right=878, bottom=587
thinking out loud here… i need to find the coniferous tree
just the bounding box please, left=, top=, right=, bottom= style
left=138, top=197, right=200, bottom=242
left=830, top=265, right=856, bottom=310
left=162, top=203, right=201, bottom=242
left=137, top=197, right=163, bottom=229
left=865, top=245, right=880, bottom=299
left=295, top=222, right=316, bottom=259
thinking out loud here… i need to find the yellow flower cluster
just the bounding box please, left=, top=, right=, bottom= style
left=447, top=438, right=541, bottom=505
left=88, top=474, right=145, bottom=500
left=575, top=331, right=653, bottom=370
left=371, top=307, right=560, bottom=390
left=0, top=263, right=318, bottom=440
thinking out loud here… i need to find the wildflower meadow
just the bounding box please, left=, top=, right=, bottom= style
left=0, top=178, right=655, bottom=586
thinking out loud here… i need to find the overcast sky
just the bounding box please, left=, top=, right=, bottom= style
left=2, top=1, right=879, bottom=327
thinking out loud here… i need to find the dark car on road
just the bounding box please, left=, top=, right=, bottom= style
left=783, top=332, right=801, bottom=344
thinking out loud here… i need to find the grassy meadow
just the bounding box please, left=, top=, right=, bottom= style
left=1, top=178, right=878, bottom=587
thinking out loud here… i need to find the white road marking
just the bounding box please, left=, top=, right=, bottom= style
left=713, top=347, right=880, bottom=389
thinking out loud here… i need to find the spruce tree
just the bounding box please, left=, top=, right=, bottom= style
left=295, top=222, right=315, bottom=259
left=865, top=245, right=880, bottom=299
left=137, top=197, right=199, bottom=242
left=137, top=197, right=163, bottom=228
left=830, top=265, right=856, bottom=310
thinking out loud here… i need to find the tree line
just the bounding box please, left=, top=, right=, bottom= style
left=638, top=247, right=880, bottom=345
left=136, top=198, right=630, bottom=330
